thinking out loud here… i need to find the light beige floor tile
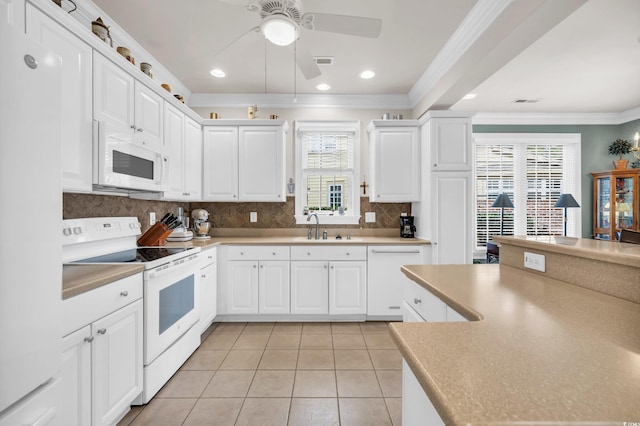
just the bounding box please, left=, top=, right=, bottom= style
left=293, top=370, right=337, bottom=398
left=247, top=370, right=295, bottom=397
left=200, top=333, right=238, bottom=350
left=259, top=349, right=299, bottom=369
left=267, top=333, right=301, bottom=349
left=183, top=398, right=243, bottom=426
left=155, top=370, right=214, bottom=398
left=243, top=322, right=275, bottom=334
left=232, top=333, right=270, bottom=349
left=376, top=370, right=402, bottom=397
left=332, top=333, right=366, bottom=349
left=297, top=350, right=335, bottom=370
left=288, top=398, right=339, bottom=426
left=302, top=323, right=332, bottom=334
left=331, top=322, right=362, bottom=334
left=300, top=333, right=334, bottom=349
left=236, top=398, right=291, bottom=426
left=336, top=370, right=383, bottom=397
left=339, top=398, right=392, bottom=426
left=129, top=398, right=196, bottom=426
left=385, top=398, right=402, bottom=426
left=181, top=349, right=228, bottom=370
left=201, top=370, right=255, bottom=398
left=218, top=349, right=263, bottom=370
left=359, top=322, right=391, bottom=333
left=272, top=322, right=303, bottom=334
left=369, top=350, right=402, bottom=370
left=363, top=333, right=397, bottom=349
left=211, top=322, right=246, bottom=336
left=116, top=405, right=143, bottom=426
left=334, top=350, right=373, bottom=370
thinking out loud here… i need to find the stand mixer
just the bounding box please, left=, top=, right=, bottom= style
left=191, top=209, right=212, bottom=239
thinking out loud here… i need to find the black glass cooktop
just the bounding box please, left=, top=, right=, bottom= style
left=74, top=247, right=193, bottom=263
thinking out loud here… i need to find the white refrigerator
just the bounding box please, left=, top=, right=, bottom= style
left=0, top=10, right=63, bottom=425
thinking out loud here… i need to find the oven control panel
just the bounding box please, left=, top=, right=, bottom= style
left=62, top=217, right=141, bottom=245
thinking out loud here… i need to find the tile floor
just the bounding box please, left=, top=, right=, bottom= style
left=117, top=322, right=402, bottom=426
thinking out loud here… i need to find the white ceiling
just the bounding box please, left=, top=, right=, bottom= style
left=92, top=0, right=640, bottom=114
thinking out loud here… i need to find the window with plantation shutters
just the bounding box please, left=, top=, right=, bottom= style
left=474, top=133, right=581, bottom=250
left=295, top=121, right=361, bottom=225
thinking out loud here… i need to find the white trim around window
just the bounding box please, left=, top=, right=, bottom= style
left=294, top=121, right=361, bottom=225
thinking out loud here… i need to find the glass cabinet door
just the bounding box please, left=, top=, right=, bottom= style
left=615, top=176, right=634, bottom=230
left=596, top=176, right=610, bottom=231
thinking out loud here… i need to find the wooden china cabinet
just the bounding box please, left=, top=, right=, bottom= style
left=590, top=169, right=640, bottom=240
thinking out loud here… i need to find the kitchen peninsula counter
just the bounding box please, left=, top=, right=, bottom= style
left=62, top=264, right=144, bottom=299
left=391, top=260, right=640, bottom=424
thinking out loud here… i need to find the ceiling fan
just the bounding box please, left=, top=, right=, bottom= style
left=217, top=0, right=382, bottom=79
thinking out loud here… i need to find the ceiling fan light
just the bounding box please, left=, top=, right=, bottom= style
left=210, top=68, right=226, bottom=78
left=360, top=70, right=375, bottom=79
left=261, top=16, right=298, bottom=46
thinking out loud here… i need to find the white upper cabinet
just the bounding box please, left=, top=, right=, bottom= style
left=183, top=117, right=202, bottom=200
left=428, top=117, right=472, bottom=171
left=163, top=102, right=184, bottom=196
left=368, top=121, right=421, bottom=202
left=238, top=126, right=285, bottom=202
left=93, top=54, right=163, bottom=150
left=203, top=126, right=239, bottom=201
left=26, top=4, right=92, bottom=192
left=203, top=122, right=287, bottom=202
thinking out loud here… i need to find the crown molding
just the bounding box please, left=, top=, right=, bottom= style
left=188, top=93, right=412, bottom=109
left=471, top=107, right=640, bottom=126
left=408, top=0, right=513, bottom=107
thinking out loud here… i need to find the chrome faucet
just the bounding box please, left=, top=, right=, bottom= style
left=307, top=213, right=320, bottom=240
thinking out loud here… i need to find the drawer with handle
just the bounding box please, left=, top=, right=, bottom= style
left=403, top=279, right=446, bottom=322
left=291, top=245, right=366, bottom=261
left=227, top=245, right=289, bottom=260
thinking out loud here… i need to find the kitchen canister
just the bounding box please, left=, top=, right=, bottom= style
left=210, top=112, right=220, bottom=119
left=140, top=62, right=152, bottom=77
left=248, top=105, right=257, bottom=119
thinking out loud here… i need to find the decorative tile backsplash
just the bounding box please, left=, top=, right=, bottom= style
left=64, top=193, right=411, bottom=231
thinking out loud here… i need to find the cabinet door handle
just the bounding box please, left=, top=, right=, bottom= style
left=331, top=266, right=334, bottom=269
left=253, top=264, right=257, bottom=268
left=137, top=127, right=143, bottom=132
left=433, top=163, right=437, bottom=167
left=97, top=328, right=107, bottom=335
left=84, top=336, right=94, bottom=343
left=130, top=124, right=136, bottom=129
left=120, top=291, right=128, bottom=297
left=389, top=306, right=401, bottom=310
left=346, top=252, right=350, bottom=256
left=414, top=298, right=422, bottom=304
left=208, top=255, right=213, bottom=260
left=307, top=252, right=311, bottom=256
left=260, top=265, right=264, bottom=268
left=201, top=274, right=206, bottom=279
left=324, top=265, right=327, bottom=269
left=272, top=252, right=276, bottom=256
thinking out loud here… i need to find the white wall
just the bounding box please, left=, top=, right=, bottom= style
left=191, top=107, right=412, bottom=189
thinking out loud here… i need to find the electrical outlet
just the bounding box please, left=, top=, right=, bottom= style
left=149, top=212, right=156, bottom=225
left=524, top=252, right=545, bottom=272
left=250, top=212, right=257, bottom=223
left=365, top=212, right=376, bottom=222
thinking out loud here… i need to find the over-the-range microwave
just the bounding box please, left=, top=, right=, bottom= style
left=93, top=120, right=168, bottom=192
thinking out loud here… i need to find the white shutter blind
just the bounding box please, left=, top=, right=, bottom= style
left=474, top=136, right=579, bottom=248
left=301, top=131, right=354, bottom=212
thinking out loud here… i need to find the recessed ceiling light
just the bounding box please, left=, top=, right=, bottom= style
left=360, top=70, right=375, bottom=79
left=462, top=93, right=476, bottom=100
left=210, top=68, right=226, bottom=78
left=316, top=83, right=330, bottom=91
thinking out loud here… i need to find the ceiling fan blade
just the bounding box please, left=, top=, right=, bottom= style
left=304, top=13, right=382, bottom=38
left=296, top=45, right=321, bottom=80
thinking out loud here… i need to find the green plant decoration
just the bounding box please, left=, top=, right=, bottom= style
left=607, top=138, right=632, bottom=159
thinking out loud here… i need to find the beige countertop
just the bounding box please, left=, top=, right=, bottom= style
left=166, top=235, right=430, bottom=249
left=493, top=235, right=640, bottom=267
left=391, top=264, right=640, bottom=425
left=62, top=264, right=144, bottom=300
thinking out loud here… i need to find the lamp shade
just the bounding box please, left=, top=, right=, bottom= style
left=492, top=193, right=514, bottom=208
left=261, top=15, right=298, bottom=46
left=554, top=193, right=580, bottom=208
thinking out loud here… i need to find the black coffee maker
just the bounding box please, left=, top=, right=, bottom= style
left=400, top=216, right=416, bottom=238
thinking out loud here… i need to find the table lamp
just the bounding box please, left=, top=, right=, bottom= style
left=492, top=193, right=514, bottom=236
left=554, top=194, right=580, bottom=236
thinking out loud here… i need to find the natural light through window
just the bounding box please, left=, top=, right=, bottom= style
left=295, top=121, right=361, bottom=225
left=473, top=133, right=581, bottom=252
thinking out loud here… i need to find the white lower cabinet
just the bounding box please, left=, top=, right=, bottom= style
left=227, top=261, right=259, bottom=314
left=367, top=246, right=428, bottom=318
left=259, top=261, right=290, bottom=314
left=61, top=274, right=143, bottom=426
left=402, top=360, right=445, bottom=426
left=198, top=248, right=217, bottom=334
left=290, top=261, right=329, bottom=314
left=329, top=261, right=366, bottom=315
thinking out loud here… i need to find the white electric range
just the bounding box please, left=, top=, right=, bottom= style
left=62, top=217, right=201, bottom=404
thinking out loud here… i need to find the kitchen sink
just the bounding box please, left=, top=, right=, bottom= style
left=291, top=236, right=364, bottom=243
